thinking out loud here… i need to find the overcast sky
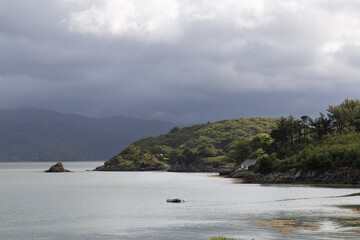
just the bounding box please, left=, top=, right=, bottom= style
left=1, top=0, right=360, bottom=123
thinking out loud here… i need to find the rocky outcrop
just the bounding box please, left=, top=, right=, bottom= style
left=228, top=167, right=360, bottom=184
left=219, top=168, right=235, bottom=176
left=45, top=162, right=70, bottom=173
left=168, top=160, right=227, bottom=172
left=95, top=164, right=167, bottom=171
left=95, top=161, right=232, bottom=172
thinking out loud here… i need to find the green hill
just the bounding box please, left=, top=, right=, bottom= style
left=99, top=98, right=360, bottom=174
left=97, top=117, right=278, bottom=171
left=134, top=117, right=277, bottom=151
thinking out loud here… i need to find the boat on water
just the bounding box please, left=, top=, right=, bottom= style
left=166, top=198, right=185, bottom=203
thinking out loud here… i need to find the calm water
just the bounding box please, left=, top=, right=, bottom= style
left=1, top=162, right=360, bottom=240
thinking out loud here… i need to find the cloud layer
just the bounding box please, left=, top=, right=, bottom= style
left=1, top=0, right=360, bottom=122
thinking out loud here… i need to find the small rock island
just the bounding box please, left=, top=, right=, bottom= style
left=45, top=162, right=71, bottom=173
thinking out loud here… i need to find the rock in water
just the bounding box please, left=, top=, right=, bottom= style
left=45, top=162, right=71, bottom=173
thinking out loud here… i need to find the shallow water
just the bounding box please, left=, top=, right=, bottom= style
left=1, top=162, right=360, bottom=240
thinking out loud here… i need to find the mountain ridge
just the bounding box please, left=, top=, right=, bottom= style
left=0, top=108, right=177, bottom=162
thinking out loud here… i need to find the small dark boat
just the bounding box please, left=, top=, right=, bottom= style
left=166, top=198, right=182, bottom=203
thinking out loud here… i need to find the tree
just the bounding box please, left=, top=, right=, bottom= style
left=327, top=98, right=360, bottom=134
left=310, top=113, right=333, bottom=140
left=300, top=115, right=311, bottom=142
left=231, top=138, right=252, bottom=165
left=168, top=149, right=182, bottom=164
left=250, top=133, right=272, bottom=153
left=270, top=116, right=294, bottom=151
left=120, top=145, right=141, bottom=157
left=149, top=145, right=173, bottom=157
left=254, top=154, right=278, bottom=174
left=354, top=119, right=360, bottom=132
left=232, top=134, right=272, bottom=164
left=198, top=145, right=217, bottom=157
left=169, top=127, right=181, bottom=134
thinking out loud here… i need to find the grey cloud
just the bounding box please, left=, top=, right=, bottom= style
left=0, top=0, right=360, bottom=123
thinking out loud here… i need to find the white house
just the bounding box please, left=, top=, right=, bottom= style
left=241, top=159, right=258, bottom=170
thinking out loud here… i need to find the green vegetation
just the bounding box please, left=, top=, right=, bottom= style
left=135, top=118, right=277, bottom=150
left=104, top=98, right=360, bottom=173
left=248, top=99, right=360, bottom=173
left=103, top=118, right=277, bottom=170
left=104, top=145, right=169, bottom=170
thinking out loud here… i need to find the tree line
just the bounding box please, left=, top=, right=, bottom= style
left=233, top=99, right=360, bottom=172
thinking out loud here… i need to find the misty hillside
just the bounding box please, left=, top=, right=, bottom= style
left=0, top=108, right=176, bottom=162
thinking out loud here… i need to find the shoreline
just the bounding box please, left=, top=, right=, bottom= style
left=225, top=167, right=360, bottom=185
left=7, top=161, right=360, bottom=186
left=231, top=177, right=360, bottom=187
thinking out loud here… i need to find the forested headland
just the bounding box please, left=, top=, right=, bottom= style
left=97, top=99, right=360, bottom=177
left=95, top=118, right=277, bottom=171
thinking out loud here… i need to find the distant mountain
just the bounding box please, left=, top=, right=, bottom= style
left=0, top=108, right=177, bottom=162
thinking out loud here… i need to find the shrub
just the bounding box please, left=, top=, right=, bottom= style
left=255, top=154, right=278, bottom=173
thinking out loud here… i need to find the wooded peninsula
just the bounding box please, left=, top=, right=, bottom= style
left=96, top=99, right=360, bottom=184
